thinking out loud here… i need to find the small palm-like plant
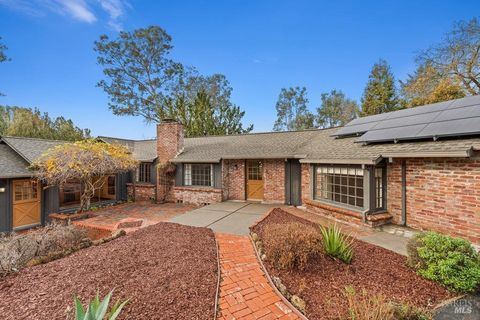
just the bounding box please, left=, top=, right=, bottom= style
left=320, top=224, right=354, bottom=264
left=74, top=290, right=128, bottom=320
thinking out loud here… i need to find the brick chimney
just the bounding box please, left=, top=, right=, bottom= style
left=156, top=119, right=184, bottom=164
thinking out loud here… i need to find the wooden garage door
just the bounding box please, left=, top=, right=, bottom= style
left=246, top=160, right=264, bottom=201
left=12, top=179, right=41, bottom=229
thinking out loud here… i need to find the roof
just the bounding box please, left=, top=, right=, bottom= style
left=0, top=144, right=32, bottom=178
left=98, top=136, right=157, bottom=162
left=172, top=127, right=480, bottom=164
left=1, top=136, right=65, bottom=163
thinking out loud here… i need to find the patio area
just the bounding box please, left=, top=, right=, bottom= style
left=72, top=202, right=198, bottom=234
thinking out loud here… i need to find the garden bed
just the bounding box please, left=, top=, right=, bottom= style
left=251, top=208, right=453, bottom=320
left=0, top=222, right=218, bottom=320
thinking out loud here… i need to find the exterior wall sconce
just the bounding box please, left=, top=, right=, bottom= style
left=0, top=187, right=5, bottom=193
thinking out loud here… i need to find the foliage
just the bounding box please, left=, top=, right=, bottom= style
left=0, top=224, right=87, bottom=277
left=0, top=106, right=90, bottom=140
left=95, top=26, right=251, bottom=137
left=343, top=286, right=394, bottom=320
left=32, top=140, right=137, bottom=211
left=417, top=18, right=480, bottom=95
left=74, top=290, right=128, bottom=320
left=164, top=89, right=253, bottom=137
left=262, top=222, right=322, bottom=270
left=315, top=90, right=359, bottom=128
left=407, top=232, right=480, bottom=292
left=319, top=224, right=354, bottom=264
left=273, top=87, right=315, bottom=131
left=0, top=36, right=8, bottom=96
left=392, top=303, right=431, bottom=320
left=361, top=59, right=400, bottom=116
left=95, top=26, right=183, bottom=123
left=400, top=63, right=465, bottom=107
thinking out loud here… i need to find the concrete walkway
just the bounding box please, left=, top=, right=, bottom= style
left=168, top=201, right=283, bottom=235
left=216, top=233, right=299, bottom=320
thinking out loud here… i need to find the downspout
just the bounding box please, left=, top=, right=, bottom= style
left=401, top=160, right=407, bottom=226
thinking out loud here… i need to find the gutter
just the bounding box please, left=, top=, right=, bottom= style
left=381, top=150, right=472, bottom=159
left=299, top=158, right=378, bottom=165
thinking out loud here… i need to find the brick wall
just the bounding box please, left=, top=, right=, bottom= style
left=127, top=183, right=156, bottom=202
left=223, top=160, right=245, bottom=201
left=172, top=186, right=222, bottom=205
left=301, top=163, right=311, bottom=203
left=388, top=158, right=480, bottom=244
left=263, top=159, right=285, bottom=203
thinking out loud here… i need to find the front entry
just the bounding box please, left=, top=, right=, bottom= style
left=246, top=160, right=264, bottom=201
left=12, top=179, right=41, bottom=229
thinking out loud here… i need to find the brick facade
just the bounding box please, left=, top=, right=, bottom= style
left=301, top=163, right=311, bottom=203
left=223, top=160, right=246, bottom=201
left=172, top=186, right=222, bottom=205
left=387, top=158, right=480, bottom=244
left=263, top=159, right=285, bottom=203
left=127, top=183, right=156, bottom=202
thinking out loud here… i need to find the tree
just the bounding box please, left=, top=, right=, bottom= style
left=167, top=72, right=253, bottom=136
left=165, top=90, right=252, bottom=137
left=315, top=90, right=359, bottom=128
left=0, top=36, right=9, bottom=96
left=361, top=59, right=399, bottom=116
left=0, top=106, right=90, bottom=140
left=417, top=18, right=480, bottom=95
left=400, top=63, right=465, bottom=107
left=95, top=26, right=184, bottom=123
left=32, top=140, right=137, bottom=211
left=273, top=87, right=314, bottom=131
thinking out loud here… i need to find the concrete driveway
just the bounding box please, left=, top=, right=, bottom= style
left=168, top=201, right=283, bottom=235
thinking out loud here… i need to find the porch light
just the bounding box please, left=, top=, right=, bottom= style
left=0, top=187, right=5, bottom=193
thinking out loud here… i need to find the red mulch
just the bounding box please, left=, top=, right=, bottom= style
left=251, top=209, right=453, bottom=320
left=0, top=222, right=218, bottom=320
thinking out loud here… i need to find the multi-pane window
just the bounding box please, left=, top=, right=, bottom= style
left=247, top=160, right=263, bottom=180
left=315, top=166, right=364, bottom=209
left=184, top=164, right=213, bottom=187
left=14, top=180, right=38, bottom=202
left=375, top=167, right=385, bottom=209
left=138, top=163, right=151, bottom=183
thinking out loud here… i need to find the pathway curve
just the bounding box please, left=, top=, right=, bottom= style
left=216, top=233, right=299, bottom=320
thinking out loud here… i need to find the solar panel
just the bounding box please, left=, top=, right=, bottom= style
left=333, top=95, right=480, bottom=144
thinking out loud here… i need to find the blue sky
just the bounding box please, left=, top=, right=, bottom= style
left=0, top=1, right=477, bottom=139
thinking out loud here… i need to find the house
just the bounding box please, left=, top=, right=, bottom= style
left=0, top=95, right=479, bottom=244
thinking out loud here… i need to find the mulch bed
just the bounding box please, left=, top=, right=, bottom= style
left=0, top=222, right=218, bottom=320
left=251, top=208, right=453, bottom=320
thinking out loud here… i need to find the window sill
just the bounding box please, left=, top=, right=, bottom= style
left=174, top=186, right=221, bottom=193
left=127, top=182, right=155, bottom=187
left=304, top=198, right=364, bottom=219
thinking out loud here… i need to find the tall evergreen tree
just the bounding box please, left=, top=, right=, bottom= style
left=361, top=59, right=400, bottom=116
left=0, top=36, right=9, bottom=96
left=315, top=90, right=359, bottom=128
left=273, top=87, right=314, bottom=131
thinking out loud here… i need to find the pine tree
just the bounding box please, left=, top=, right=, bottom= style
left=273, top=87, right=314, bottom=131
left=361, top=59, right=400, bottom=116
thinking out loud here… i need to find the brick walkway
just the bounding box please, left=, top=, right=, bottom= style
left=216, top=233, right=299, bottom=320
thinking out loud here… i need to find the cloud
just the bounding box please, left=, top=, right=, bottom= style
left=0, top=0, right=129, bottom=28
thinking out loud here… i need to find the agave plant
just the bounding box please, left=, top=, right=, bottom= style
left=74, top=289, right=128, bottom=320
left=320, top=224, right=354, bottom=264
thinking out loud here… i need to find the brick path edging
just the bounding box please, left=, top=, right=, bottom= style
left=214, top=236, right=221, bottom=320
left=249, top=235, right=309, bottom=320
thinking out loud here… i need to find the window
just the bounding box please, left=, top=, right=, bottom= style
left=314, top=166, right=364, bottom=209
left=184, top=164, right=213, bottom=187
left=13, top=180, right=38, bottom=202
left=138, top=162, right=151, bottom=183
left=375, top=167, right=386, bottom=209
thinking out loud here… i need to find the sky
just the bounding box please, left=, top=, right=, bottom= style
left=0, top=0, right=478, bottom=139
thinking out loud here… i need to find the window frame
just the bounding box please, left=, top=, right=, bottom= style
left=313, top=165, right=365, bottom=211
left=183, top=163, right=214, bottom=187
left=312, top=164, right=387, bottom=213
left=137, top=162, right=152, bottom=183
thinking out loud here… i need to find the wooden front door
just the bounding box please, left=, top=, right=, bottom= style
left=12, top=179, right=41, bottom=229
left=246, top=160, right=264, bottom=201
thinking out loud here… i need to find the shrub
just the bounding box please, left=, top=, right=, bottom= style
left=407, top=232, right=480, bottom=292
left=74, top=290, right=128, bottom=320
left=0, top=224, right=87, bottom=277
left=262, top=222, right=322, bottom=270
left=392, top=303, right=431, bottom=320
left=319, top=224, right=354, bottom=264
left=344, top=286, right=394, bottom=320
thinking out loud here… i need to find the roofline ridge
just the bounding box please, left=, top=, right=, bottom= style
left=1, top=135, right=68, bottom=142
